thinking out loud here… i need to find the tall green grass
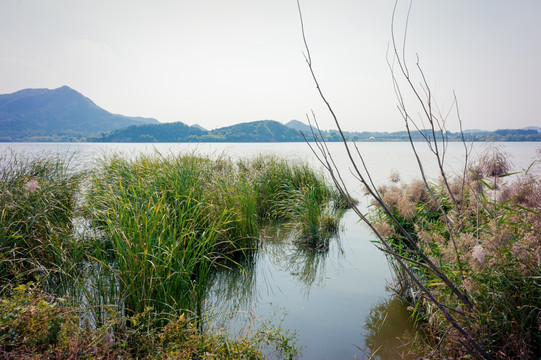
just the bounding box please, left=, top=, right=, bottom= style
left=85, top=152, right=345, bottom=316
left=239, top=155, right=346, bottom=248
left=1, top=150, right=342, bottom=358
left=0, top=152, right=82, bottom=290
left=87, top=153, right=241, bottom=315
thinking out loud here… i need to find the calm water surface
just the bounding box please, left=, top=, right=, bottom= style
left=2, top=141, right=539, bottom=359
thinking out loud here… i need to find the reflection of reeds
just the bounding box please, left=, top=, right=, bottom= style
left=364, top=295, right=417, bottom=360
left=261, top=221, right=344, bottom=294
left=205, top=252, right=258, bottom=313
left=206, top=214, right=346, bottom=317
left=286, top=246, right=328, bottom=290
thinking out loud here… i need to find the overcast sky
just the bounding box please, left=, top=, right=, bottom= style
left=1, top=0, right=540, bottom=132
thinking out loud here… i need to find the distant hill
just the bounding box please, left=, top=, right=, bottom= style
left=191, top=124, right=207, bottom=132
left=523, top=126, right=541, bottom=133
left=285, top=121, right=541, bottom=142
left=91, top=119, right=541, bottom=143
left=2, top=87, right=539, bottom=143
left=92, top=121, right=205, bottom=142
left=0, top=86, right=158, bottom=141
left=91, top=120, right=305, bottom=143
left=203, top=120, right=304, bottom=142
left=285, top=120, right=312, bottom=132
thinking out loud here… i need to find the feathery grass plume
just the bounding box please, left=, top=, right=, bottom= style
left=368, top=147, right=541, bottom=358
left=476, top=144, right=512, bottom=192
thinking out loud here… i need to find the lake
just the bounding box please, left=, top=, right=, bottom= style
left=1, top=141, right=539, bottom=359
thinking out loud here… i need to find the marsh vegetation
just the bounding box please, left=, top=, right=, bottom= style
left=364, top=146, right=541, bottom=358
left=0, top=150, right=346, bottom=359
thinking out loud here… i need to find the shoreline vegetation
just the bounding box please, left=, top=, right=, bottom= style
left=0, top=151, right=347, bottom=359
left=366, top=145, right=541, bottom=358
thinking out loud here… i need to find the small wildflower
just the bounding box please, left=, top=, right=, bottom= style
left=23, top=179, right=40, bottom=193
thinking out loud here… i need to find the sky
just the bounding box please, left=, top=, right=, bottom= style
left=1, top=0, right=540, bottom=132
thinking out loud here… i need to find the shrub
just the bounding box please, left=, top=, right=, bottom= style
left=0, top=282, right=301, bottom=359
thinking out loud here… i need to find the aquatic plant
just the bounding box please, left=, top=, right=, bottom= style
left=0, top=152, right=82, bottom=290
left=85, top=151, right=344, bottom=317
left=86, top=153, right=247, bottom=315
left=242, top=155, right=346, bottom=249
left=0, top=148, right=340, bottom=358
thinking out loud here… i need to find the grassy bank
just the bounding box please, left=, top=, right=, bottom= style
left=368, top=147, right=541, bottom=359
left=1, top=150, right=344, bottom=359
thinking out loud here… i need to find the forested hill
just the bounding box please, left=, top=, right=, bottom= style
left=0, top=86, right=158, bottom=141
left=90, top=120, right=306, bottom=142
left=91, top=119, right=541, bottom=143
left=200, top=120, right=304, bottom=142
left=91, top=121, right=206, bottom=142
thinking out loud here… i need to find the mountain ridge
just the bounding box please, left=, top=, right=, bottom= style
left=1, top=87, right=539, bottom=142
left=0, top=86, right=158, bottom=141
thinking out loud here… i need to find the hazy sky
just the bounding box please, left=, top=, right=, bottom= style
left=1, top=1, right=540, bottom=132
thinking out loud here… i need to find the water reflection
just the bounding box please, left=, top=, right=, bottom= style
left=206, top=220, right=344, bottom=318
left=363, top=295, right=416, bottom=360
left=206, top=250, right=258, bottom=313
left=260, top=223, right=344, bottom=294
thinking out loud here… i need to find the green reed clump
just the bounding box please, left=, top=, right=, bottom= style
left=240, top=155, right=346, bottom=248
left=0, top=152, right=82, bottom=289
left=86, top=152, right=344, bottom=315
left=369, top=148, right=541, bottom=359
left=86, top=153, right=251, bottom=315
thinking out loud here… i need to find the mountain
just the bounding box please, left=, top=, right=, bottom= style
left=3, top=86, right=539, bottom=143
left=91, top=118, right=541, bottom=143
left=0, top=86, right=158, bottom=141
left=191, top=123, right=207, bottom=132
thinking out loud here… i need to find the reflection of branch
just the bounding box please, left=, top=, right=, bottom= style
left=296, top=0, right=492, bottom=358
